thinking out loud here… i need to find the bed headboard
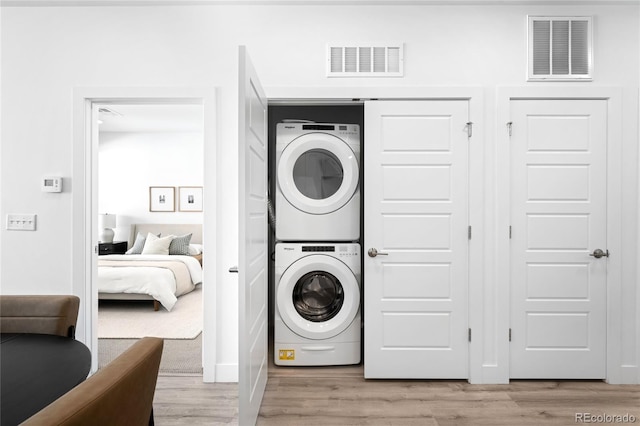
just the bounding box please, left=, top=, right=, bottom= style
left=130, top=224, right=203, bottom=246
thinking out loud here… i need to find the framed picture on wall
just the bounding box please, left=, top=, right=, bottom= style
left=179, top=186, right=203, bottom=212
left=149, top=186, right=175, bottom=212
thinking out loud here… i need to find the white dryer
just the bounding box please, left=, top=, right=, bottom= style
left=276, top=122, right=360, bottom=242
left=274, top=243, right=361, bottom=366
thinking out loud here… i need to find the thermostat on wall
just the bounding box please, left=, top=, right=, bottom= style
left=42, top=176, right=62, bottom=193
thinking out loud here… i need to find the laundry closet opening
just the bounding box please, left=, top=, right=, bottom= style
left=267, top=103, right=365, bottom=372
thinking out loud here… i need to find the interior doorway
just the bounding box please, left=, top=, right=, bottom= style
left=95, top=102, right=205, bottom=375
left=72, top=87, right=217, bottom=380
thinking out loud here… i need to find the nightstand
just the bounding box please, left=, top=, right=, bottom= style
left=98, top=241, right=128, bottom=255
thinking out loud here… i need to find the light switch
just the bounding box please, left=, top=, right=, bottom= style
left=6, top=214, right=37, bottom=231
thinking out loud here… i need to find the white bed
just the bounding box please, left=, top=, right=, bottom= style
left=98, top=223, right=203, bottom=311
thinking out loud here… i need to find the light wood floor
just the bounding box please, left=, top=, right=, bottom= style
left=153, top=364, right=640, bottom=426
left=154, top=375, right=238, bottom=425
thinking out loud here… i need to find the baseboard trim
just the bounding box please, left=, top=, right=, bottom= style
left=608, top=365, right=639, bottom=384
left=212, top=363, right=238, bottom=383
left=469, top=365, right=509, bottom=384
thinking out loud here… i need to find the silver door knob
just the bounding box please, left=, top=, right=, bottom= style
left=589, top=249, right=609, bottom=259
left=368, top=248, right=388, bottom=257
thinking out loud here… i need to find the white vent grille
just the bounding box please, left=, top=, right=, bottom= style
left=528, top=16, right=592, bottom=81
left=327, top=44, right=404, bottom=77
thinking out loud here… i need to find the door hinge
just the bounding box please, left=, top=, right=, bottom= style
left=468, top=226, right=472, bottom=240
left=506, top=121, right=513, bottom=137
left=466, top=122, right=473, bottom=138
left=509, top=328, right=512, bottom=342
left=94, top=245, right=98, bottom=254
left=509, top=226, right=512, bottom=239
left=468, top=328, right=472, bottom=342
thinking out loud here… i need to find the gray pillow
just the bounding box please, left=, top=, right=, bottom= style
left=169, top=233, right=193, bottom=255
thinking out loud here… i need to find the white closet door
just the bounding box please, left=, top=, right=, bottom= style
left=509, top=99, right=608, bottom=379
left=238, top=46, right=268, bottom=425
left=364, top=100, right=470, bottom=379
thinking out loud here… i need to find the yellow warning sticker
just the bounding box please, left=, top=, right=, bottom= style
left=278, top=349, right=295, bottom=361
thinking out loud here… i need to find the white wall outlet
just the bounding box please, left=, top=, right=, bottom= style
left=6, top=214, right=37, bottom=231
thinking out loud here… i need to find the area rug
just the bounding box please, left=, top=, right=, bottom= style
left=98, top=286, right=203, bottom=339
left=98, top=335, right=202, bottom=375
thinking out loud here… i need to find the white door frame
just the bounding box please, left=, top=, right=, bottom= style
left=72, top=87, right=218, bottom=381
left=267, top=86, right=486, bottom=383
left=496, top=87, right=623, bottom=384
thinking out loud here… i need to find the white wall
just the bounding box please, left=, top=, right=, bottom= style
left=99, top=131, right=204, bottom=243
left=1, top=2, right=638, bottom=383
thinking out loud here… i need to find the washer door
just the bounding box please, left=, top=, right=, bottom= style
left=277, top=255, right=359, bottom=340
left=278, top=133, right=359, bottom=215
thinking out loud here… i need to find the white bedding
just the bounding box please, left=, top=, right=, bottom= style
left=98, top=254, right=202, bottom=311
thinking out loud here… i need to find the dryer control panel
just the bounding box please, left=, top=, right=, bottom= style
left=300, top=123, right=359, bottom=137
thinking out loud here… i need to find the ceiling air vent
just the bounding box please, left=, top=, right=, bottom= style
left=327, top=44, right=404, bottom=77
left=528, top=16, right=592, bottom=81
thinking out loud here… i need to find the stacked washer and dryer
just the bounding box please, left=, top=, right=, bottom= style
left=274, top=122, right=362, bottom=366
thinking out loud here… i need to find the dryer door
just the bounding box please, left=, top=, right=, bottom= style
left=278, top=133, right=359, bottom=215
left=277, top=255, right=360, bottom=340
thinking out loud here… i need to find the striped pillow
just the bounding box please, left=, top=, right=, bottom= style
left=169, top=233, right=192, bottom=255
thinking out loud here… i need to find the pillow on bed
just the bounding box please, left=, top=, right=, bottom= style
left=168, top=233, right=192, bottom=255
left=188, top=244, right=203, bottom=255
left=126, top=232, right=161, bottom=254
left=141, top=233, right=175, bottom=255
left=126, top=232, right=147, bottom=254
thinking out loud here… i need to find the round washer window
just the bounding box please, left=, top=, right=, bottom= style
left=292, top=271, right=344, bottom=322
left=292, top=149, right=343, bottom=200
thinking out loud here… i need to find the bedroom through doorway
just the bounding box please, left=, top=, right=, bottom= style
left=95, top=103, right=205, bottom=376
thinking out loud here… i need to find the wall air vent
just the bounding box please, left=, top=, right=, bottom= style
left=528, top=16, right=592, bottom=81
left=327, top=44, right=404, bottom=77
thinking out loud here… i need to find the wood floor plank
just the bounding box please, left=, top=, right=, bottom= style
left=153, top=369, right=640, bottom=426
left=154, top=376, right=238, bottom=425
left=257, top=371, right=640, bottom=426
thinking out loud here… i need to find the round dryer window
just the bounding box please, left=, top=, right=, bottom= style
left=278, top=133, right=359, bottom=215
left=277, top=255, right=359, bottom=340
left=292, top=149, right=343, bottom=200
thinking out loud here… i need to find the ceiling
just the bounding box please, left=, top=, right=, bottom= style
left=4, top=0, right=637, bottom=5
left=98, top=104, right=204, bottom=133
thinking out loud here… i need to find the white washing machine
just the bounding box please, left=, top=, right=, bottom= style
left=274, top=243, right=361, bottom=366
left=276, top=122, right=360, bottom=242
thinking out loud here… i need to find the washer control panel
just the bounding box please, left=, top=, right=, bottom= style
left=301, top=244, right=359, bottom=257
left=302, top=245, right=335, bottom=252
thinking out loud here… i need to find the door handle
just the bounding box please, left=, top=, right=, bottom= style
left=589, top=249, right=609, bottom=259
left=367, top=248, right=389, bottom=258
left=229, top=266, right=239, bottom=273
